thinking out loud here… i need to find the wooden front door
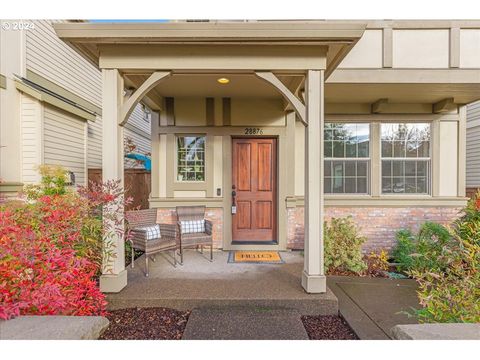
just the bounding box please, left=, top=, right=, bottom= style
left=232, top=138, right=277, bottom=243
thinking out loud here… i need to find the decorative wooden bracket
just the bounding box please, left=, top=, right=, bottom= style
left=254, top=71, right=307, bottom=126
left=371, top=98, right=388, bottom=114
left=433, top=98, right=456, bottom=114
left=119, top=71, right=171, bottom=126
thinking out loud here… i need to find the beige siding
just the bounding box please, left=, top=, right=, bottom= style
left=128, top=103, right=151, bottom=134
left=392, top=30, right=450, bottom=68
left=89, top=103, right=151, bottom=170
left=43, top=105, right=87, bottom=185
left=438, top=121, right=458, bottom=196
left=460, top=30, right=480, bottom=68
left=87, top=116, right=102, bottom=168
left=338, top=30, right=383, bottom=69
left=21, top=94, right=42, bottom=183
left=467, top=101, right=480, bottom=187
left=26, top=20, right=101, bottom=107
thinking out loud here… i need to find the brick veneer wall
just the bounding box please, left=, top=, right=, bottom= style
left=287, top=206, right=463, bottom=253
left=155, top=208, right=223, bottom=248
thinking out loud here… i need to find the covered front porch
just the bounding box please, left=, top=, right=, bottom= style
left=54, top=21, right=367, bottom=294
left=107, top=250, right=338, bottom=315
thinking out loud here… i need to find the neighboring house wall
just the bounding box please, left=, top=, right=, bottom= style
left=20, top=94, right=42, bottom=184
left=0, top=20, right=151, bottom=188
left=26, top=20, right=101, bottom=107
left=43, top=105, right=87, bottom=185
left=466, top=100, right=480, bottom=193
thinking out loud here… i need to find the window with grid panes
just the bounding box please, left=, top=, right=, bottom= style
left=324, top=123, right=370, bottom=194
left=177, top=136, right=205, bottom=182
left=381, top=123, right=430, bottom=194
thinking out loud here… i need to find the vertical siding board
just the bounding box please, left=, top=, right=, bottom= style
left=466, top=101, right=480, bottom=187
left=21, top=94, right=42, bottom=183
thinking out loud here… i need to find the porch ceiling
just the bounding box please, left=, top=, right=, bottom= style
left=125, top=73, right=301, bottom=98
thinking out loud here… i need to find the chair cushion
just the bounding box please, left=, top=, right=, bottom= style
left=180, top=219, right=205, bottom=234
left=133, top=224, right=161, bottom=240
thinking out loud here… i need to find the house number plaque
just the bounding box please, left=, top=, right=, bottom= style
left=244, top=127, right=264, bottom=135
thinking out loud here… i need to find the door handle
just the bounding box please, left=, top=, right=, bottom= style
left=231, top=185, right=236, bottom=204
left=231, top=185, right=237, bottom=214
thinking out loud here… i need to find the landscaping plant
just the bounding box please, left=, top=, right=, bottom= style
left=324, top=216, right=367, bottom=275
left=410, top=192, right=480, bottom=323
left=392, top=221, right=453, bottom=273
left=363, top=250, right=389, bottom=277
left=0, top=166, right=131, bottom=320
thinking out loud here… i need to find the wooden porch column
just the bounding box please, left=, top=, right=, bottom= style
left=302, top=69, right=326, bottom=293
left=99, top=68, right=127, bottom=293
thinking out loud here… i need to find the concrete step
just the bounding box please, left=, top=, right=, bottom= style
left=108, top=296, right=338, bottom=316
left=182, top=307, right=309, bottom=340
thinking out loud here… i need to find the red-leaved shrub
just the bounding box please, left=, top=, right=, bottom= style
left=0, top=177, right=130, bottom=320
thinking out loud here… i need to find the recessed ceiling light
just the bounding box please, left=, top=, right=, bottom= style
left=217, top=77, right=230, bottom=84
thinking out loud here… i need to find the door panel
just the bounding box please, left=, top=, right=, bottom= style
left=236, top=201, right=252, bottom=229
left=257, top=143, right=272, bottom=191
left=232, top=138, right=277, bottom=243
left=237, top=143, right=252, bottom=191
left=256, top=201, right=272, bottom=229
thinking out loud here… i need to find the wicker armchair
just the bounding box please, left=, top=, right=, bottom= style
left=176, top=205, right=213, bottom=264
left=125, top=208, right=178, bottom=276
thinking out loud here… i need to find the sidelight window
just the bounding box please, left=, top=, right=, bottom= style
left=176, top=135, right=205, bottom=182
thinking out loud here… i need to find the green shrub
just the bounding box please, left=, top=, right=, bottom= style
left=410, top=193, right=480, bottom=323
left=392, top=229, right=415, bottom=272
left=324, top=217, right=367, bottom=274
left=393, top=222, right=452, bottom=273
left=24, top=164, right=70, bottom=199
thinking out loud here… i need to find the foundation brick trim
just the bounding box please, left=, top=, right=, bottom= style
left=287, top=206, right=463, bottom=253
left=156, top=207, right=223, bottom=249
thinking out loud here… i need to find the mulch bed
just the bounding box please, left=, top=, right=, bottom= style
left=99, top=307, right=191, bottom=340
left=301, top=315, right=358, bottom=340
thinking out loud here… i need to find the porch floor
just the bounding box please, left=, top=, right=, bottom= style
left=107, top=250, right=338, bottom=315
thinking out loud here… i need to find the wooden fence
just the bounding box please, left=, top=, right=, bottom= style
left=466, top=187, right=479, bottom=199
left=88, top=169, right=151, bottom=210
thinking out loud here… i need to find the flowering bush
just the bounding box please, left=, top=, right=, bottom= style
left=0, top=166, right=131, bottom=320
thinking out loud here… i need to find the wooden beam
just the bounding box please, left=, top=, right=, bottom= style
left=433, top=98, right=456, bottom=113
left=119, top=71, right=171, bottom=126
left=254, top=71, right=307, bottom=126
left=383, top=27, right=393, bottom=68
left=371, top=98, right=388, bottom=114
left=450, top=27, right=460, bottom=68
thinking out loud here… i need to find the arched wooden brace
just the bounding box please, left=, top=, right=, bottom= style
left=119, top=71, right=171, bottom=126
left=254, top=71, right=307, bottom=126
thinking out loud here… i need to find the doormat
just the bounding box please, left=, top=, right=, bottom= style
left=228, top=251, right=284, bottom=264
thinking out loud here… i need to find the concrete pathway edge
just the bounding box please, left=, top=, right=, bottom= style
left=391, top=323, right=480, bottom=340
left=0, top=316, right=110, bottom=340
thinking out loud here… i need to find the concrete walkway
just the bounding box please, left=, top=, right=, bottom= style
left=327, top=276, right=420, bottom=339
left=108, top=250, right=337, bottom=315
left=183, top=307, right=309, bottom=340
